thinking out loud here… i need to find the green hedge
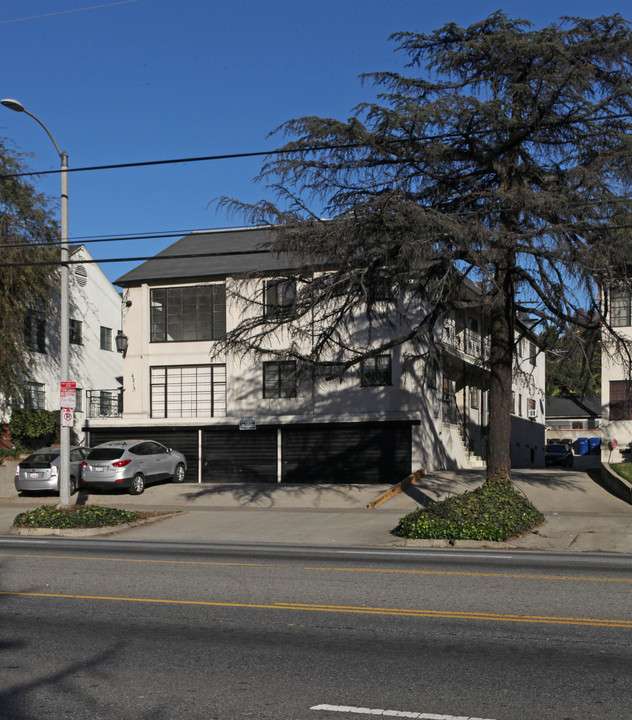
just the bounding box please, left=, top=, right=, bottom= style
left=393, top=482, right=544, bottom=542
left=13, top=505, right=141, bottom=529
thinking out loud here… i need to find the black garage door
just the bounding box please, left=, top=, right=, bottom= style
left=202, top=426, right=277, bottom=483
left=86, top=427, right=199, bottom=482
left=282, top=422, right=412, bottom=484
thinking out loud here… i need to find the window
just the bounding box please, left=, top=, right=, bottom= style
left=264, top=279, right=296, bottom=318
left=511, top=391, right=515, bottom=413
left=470, top=387, right=479, bottom=409
left=99, top=390, right=121, bottom=416
left=426, top=360, right=438, bottom=390
left=26, top=382, right=45, bottom=409
left=100, top=326, right=112, bottom=351
left=611, top=289, right=632, bottom=327
left=610, top=381, right=632, bottom=420
left=150, top=284, right=226, bottom=342
left=151, top=365, right=227, bottom=418
left=528, top=398, right=536, bottom=416
left=24, top=312, right=46, bottom=353
left=75, top=388, right=83, bottom=413
left=529, top=341, right=537, bottom=366
left=518, top=394, right=523, bottom=416
left=69, top=319, right=82, bottom=345
left=263, top=361, right=297, bottom=398
left=360, top=355, right=392, bottom=386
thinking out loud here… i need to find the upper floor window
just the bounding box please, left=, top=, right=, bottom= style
left=610, top=289, right=632, bottom=327
left=529, top=341, right=537, bottom=366
left=151, top=364, right=227, bottom=418
left=360, top=355, right=392, bottom=387
left=263, top=361, right=297, bottom=398
left=24, top=312, right=46, bottom=353
left=100, top=326, right=113, bottom=351
left=610, top=380, right=632, bottom=420
left=150, top=284, right=226, bottom=342
left=25, top=382, right=45, bottom=410
left=264, top=279, right=296, bottom=319
left=69, top=319, right=82, bottom=345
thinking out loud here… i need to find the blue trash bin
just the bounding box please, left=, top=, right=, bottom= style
left=577, top=437, right=590, bottom=456
left=589, top=437, right=601, bottom=455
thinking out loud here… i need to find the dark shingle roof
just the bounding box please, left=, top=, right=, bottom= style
left=545, top=395, right=601, bottom=419
left=115, top=226, right=298, bottom=287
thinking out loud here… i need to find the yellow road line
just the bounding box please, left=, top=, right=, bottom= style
left=1, top=590, right=632, bottom=628
left=1, top=551, right=631, bottom=584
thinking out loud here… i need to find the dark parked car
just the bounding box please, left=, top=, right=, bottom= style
left=545, top=443, right=574, bottom=468
left=14, top=446, right=92, bottom=495
left=81, top=439, right=187, bottom=495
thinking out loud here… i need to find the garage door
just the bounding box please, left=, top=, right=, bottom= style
left=281, top=422, right=412, bottom=484
left=202, top=427, right=277, bottom=483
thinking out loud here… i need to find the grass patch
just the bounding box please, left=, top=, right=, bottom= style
left=393, top=481, right=545, bottom=542
left=610, top=463, right=632, bottom=483
left=13, top=505, right=146, bottom=530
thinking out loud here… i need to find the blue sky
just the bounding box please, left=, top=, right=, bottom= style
left=1, top=0, right=629, bottom=285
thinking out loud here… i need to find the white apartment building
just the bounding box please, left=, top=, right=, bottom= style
left=2, top=245, right=124, bottom=446
left=84, top=226, right=546, bottom=483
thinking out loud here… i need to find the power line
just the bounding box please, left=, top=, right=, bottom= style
left=0, top=144, right=356, bottom=180
left=2, top=111, right=632, bottom=180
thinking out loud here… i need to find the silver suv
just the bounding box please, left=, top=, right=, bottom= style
left=15, top=446, right=92, bottom=496
left=81, top=440, right=187, bottom=495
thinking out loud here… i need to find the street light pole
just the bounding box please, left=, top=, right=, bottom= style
left=1, top=99, right=72, bottom=507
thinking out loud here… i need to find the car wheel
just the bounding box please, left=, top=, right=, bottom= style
left=129, top=473, right=145, bottom=495
left=172, top=463, right=186, bottom=483
left=69, top=477, right=78, bottom=495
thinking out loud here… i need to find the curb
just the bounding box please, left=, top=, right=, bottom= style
left=8, top=511, right=181, bottom=537
left=600, top=463, right=632, bottom=504
left=367, top=469, right=426, bottom=509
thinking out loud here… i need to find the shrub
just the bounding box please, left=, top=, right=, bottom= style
left=13, top=505, right=142, bottom=529
left=9, top=409, right=59, bottom=450
left=393, top=481, right=544, bottom=542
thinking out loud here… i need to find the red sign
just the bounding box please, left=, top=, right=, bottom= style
left=60, top=381, right=77, bottom=410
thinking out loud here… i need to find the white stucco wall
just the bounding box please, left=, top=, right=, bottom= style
left=3, top=246, right=123, bottom=444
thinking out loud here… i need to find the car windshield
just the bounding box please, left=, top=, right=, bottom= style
left=20, top=452, right=57, bottom=469
left=87, top=448, right=125, bottom=461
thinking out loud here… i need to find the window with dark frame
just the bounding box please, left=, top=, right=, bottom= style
left=25, top=382, right=45, bottom=410
left=263, top=361, right=297, bottom=398
left=610, top=380, right=632, bottom=420
left=470, top=387, right=479, bottom=409
left=100, top=326, right=113, bottom=351
left=529, top=341, right=537, bottom=366
left=610, top=289, right=632, bottom=327
left=24, top=312, right=46, bottom=353
left=264, top=279, right=296, bottom=319
left=150, top=364, right=227, bottom=418
left=360, top=355, right=392, bottom=386
left=69, top=319, right=82, bottom=345
left=150, top=284, right=226, bottom=342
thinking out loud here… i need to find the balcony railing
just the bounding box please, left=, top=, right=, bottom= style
left=86, top=389, right=123, bottom=418
left=442, top=322, right=490, bottom=361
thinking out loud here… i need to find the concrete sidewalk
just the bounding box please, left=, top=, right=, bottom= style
left=2, top=467, right=632, bottom=552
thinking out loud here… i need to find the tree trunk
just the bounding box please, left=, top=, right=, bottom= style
left=486, top=262, right=514, bottom=485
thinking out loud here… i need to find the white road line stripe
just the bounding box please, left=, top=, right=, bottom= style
left=310, top=704, right=495, bottom=719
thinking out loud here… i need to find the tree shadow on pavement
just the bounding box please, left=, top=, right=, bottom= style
left=181, top=482, right=375, bottom=508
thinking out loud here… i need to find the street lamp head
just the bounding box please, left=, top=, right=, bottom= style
left=1, top=98, right=26, bottom=113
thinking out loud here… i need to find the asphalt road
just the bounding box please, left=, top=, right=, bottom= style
left=1, top=538, right=631, bottom=720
